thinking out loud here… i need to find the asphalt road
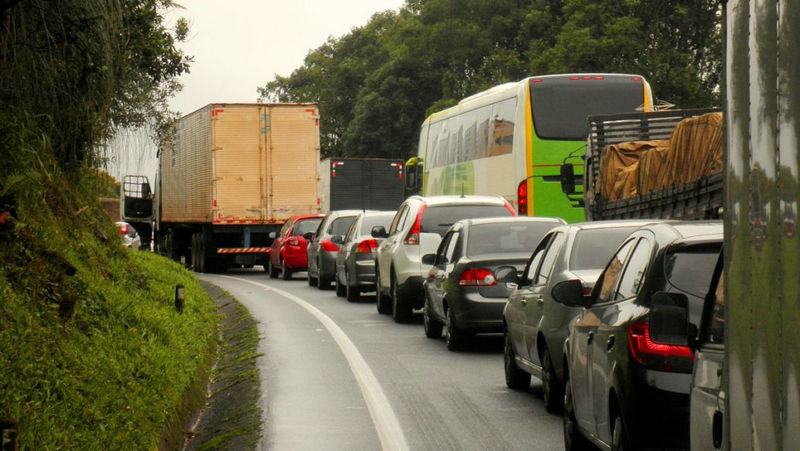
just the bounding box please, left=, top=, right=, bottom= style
left=200, top=268, right=563, bottom=451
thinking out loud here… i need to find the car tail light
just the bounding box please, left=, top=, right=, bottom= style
left=404, top=204, right=427, bottom=245
left=118, top=223, right=129, bottom=234
left=357, top=238, right=378, bottom=254
left=627, top=322, right=694, bottom=373
left=320, top=238, right=339, bottom=252
left=517, top=180, right=528, bottom=215
left=458, top=268, right=497, bottom=286
left=287, top=238, right=300, bottom=246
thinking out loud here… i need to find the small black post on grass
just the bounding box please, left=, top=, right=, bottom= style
left=175, top=284, right=185, bottom=313
left=1, top=417, right=19, bottom=451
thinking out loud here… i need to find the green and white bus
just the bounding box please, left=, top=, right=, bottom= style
left=406, top=74, right=654, bottom=222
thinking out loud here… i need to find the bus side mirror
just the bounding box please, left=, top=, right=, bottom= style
left=560, top=164, right=575, bottom=195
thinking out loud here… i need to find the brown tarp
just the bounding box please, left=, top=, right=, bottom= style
left=597, top=112, right=723, bottom=201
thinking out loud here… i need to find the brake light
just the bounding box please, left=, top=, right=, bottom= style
left=631, top=77, right=642, bottom=82
left=517, top=180, right=528, bottom=215
left=458, top=268, right=497, bottom=286
left=118, top=223, right=129, bottom=234
left=320, top=238, right=339, bottom=252
left=627, top=322, right=694, bottom=373
left=404, top=204, right=427, bottom=245
left=357, top=238, right=378, bottom=254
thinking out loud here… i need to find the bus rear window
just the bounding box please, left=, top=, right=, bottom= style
left=531, top=76, right=645, bottom=140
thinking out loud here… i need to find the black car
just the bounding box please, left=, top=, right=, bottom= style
left=421, top=216, right=564, bottom=350
left=334, top=211, right=396, bottom=302
left=560, top=221, right=722, bottom=450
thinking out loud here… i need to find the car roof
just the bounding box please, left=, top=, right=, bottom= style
left=645, top=220, right=723, bottom=241
left=359, top=210, right=396, bottom=218
left=289, top=214, right=325, bottom=221
left=565, top=219, right=660, bottom=231
left=408, top=194, right=508, bottom=206
left=461, top=216, right=565, bottom=226
left=325, top=209, right=372, bottom=218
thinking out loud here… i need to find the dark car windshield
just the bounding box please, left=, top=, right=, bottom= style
left=328, top=216, right=357, bottom=236
left=421, top=205, right=512, bottom=236
left=467, top=222, right=556, bottom=257
left=292, top=218, right=322, bottom=236
left=660, top=242, right=722, bottom=327
left=569, top=227, right=639, bottom=270
left=360, top=214, right=394, bottom=235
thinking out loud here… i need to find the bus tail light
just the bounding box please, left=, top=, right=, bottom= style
left=517, top=180, right=528, bottom=215
left=357, top=239, right=378, bottom=254
left=404, top=205, right=427, bottom=245
left=628, top=322, right=694, bottom=373
left=458, top=268, right=497, bottom=286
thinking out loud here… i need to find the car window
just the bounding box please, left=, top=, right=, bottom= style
left=344, top=218, right=359, bottom=242
left=292, top=218, right=322, bottom=237
left=707, top=270, right=725, bottom=344
left=596, top=238, right=636, bottom=303
left=389, top=205, right=409, bottom=234
left=280, top=220, right=292, bottom=236
left=466, top=221, right=557, bottom=257
left=327, top=216, right=357, bottom=236
left=523, top=234, right=552, bottom=285
left=534, top=232, right=565, bottom=286
left=361, top=214, right=394, bottom=235
left=420, top=204, right=512, bottom=236
left=569, top=226, right=639, bottom=270
left=661, top=242, right=721, bottom=328
left=615, top=239, right=651, bottom=300
left=435, top=232, right=454, bottom=265
left=445, top=231, right=461, bottom=263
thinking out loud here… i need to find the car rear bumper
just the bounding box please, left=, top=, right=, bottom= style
left=353, top=259, right=377, bottom=286
left=283, top=250, right=308, bottom=269
left=625, top=373, right=691, bottom=449
left=452, top=292, right=506, bottom=332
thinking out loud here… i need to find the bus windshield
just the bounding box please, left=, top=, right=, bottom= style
left=531, top=76, right=645, bottom=141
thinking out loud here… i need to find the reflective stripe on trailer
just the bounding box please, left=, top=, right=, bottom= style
left=213, top=219, right=265, bottom=225
left=217, top=248, right=271, bottom=254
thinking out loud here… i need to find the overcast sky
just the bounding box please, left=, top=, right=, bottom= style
left=108, top=0, right=406, bottom=181
left=169, top=0, right=406, bottom=115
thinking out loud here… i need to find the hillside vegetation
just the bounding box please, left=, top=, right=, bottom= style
left=0, top=1, right=222, bottom=447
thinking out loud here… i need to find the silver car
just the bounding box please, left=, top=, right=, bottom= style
left=503, top=220, right=655, bottom=413
left=116, top=221, right=141, bottom=248
left=334, top=211, right=395, bottom=302
left=307, top=210, right=363, bottom=289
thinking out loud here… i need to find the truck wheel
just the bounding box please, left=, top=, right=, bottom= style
left=280, top=259, right=292, bottom=280
left=391, top=273, right=411, bottom=323
left=190, top=234, right=198, bottom=270
left=196, top=233, right=206, bottom=273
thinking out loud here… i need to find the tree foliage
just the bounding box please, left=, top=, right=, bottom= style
left=259, top=0, right=721, bottom=160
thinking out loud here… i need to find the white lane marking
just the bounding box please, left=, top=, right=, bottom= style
left=221, top=276, right=409, bottom=451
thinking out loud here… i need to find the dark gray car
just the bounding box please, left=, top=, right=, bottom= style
left=421, top=216, right=565, bottom=351
left=334, top=211, right=395, bottom=302
left=503, top=220, right=653, bottom=412
left=307, top=210, right=362, bottom=289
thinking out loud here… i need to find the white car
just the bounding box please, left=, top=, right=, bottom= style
left=374, top=195, right=516, bottom=322
left=116, top=221, right=141, bottom=248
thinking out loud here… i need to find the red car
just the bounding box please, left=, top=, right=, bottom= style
left=267, top=214, right=325, bottom=280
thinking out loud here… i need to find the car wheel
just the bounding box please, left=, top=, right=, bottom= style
left=376, top=273, right=391, bottom=314
left=541, top=348, right=563, bottom=414
left=504, top=333, right=531, bottom=390
left=611, top=415, right=629, bottom=451
left=444, top=306, right=465, bottom=351
left=335, top=275, right=346, bottom=297
left=268, top=259, right=279, bottom=279
left=308, top=271, right=318, bottom=287
left=423, top=294, right=443, bottom=338
left=280, top=259, right=292, bottom=280
left=346, top=270, right=360, bottom=303
left=391, top=272, right=411, bottom=323
left=318, top=259, right=332, bottom=290
left=563, top=372, right=591, bottom=451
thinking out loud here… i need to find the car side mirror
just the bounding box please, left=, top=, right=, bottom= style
left=649, top=291, right=691, bottom=346
left=494, top=266, right=519, bottom=285
left=421, top=253, right=437, bottom=265
left=560, top=163, right=575, bottom=195
left=302, top=232, right=314, bottom=241
left=551, top=279, right=589, bottom=307
left=371, top=225, right=389, bottom=238
left=268, top=231, right=277, bottom=239
left=331, top=235, right=344, bottom=245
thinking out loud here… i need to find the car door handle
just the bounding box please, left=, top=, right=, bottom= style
left=587, top=331, right=594, bottom=345
left=607, top=335, right=615, bottom=351
left=536, top=298, right=544, bottom=306
left=520, top=298, right=528, bottom=306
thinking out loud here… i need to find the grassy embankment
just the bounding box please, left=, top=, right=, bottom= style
left=0, top=126, right=220, bottom=448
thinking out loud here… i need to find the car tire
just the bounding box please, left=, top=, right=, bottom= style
left=318, top=259, right=332, bottom=290
left=308, top=272, right=318, bottom=287
left=504, top=333, right=531, bottom=390
left=541, top=348, right=563, bottom=414
left=335, top=276, right=346, bottom=297
left=268, top=259, right=279, bottom=279
left=346, top=271, right=360, bottom=303
left=611, top=414, right=629, bottom=451
left=563, top=372, right=591, bottom=451
left=280, top=259, right=292, bottom=280
left=423, top=295, right=443, bottom=338
left=376, top=273, right=391, bottom=314
left=391, top=272, right=411, bottom=323
left=444, top=306, right=465, bottom=351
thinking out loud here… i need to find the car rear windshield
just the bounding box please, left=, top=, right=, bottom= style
left=420, top=205, right=512, bottom=236
left=360, top=214, right=394, bottom=235
left=661, top=242, right=722, bottom=327
left=569, top=227, right=639, bottom=270
left=467, top=222, right=556, bottom=256
left=328, top=216, right=357, bottom=236
left=292, top=218, right=322, bottom=236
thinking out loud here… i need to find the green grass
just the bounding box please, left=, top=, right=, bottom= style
left=0, top=143, right=219, bottom=448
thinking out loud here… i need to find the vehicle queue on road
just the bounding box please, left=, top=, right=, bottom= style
left=262, top=195, right=723, bottom=451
